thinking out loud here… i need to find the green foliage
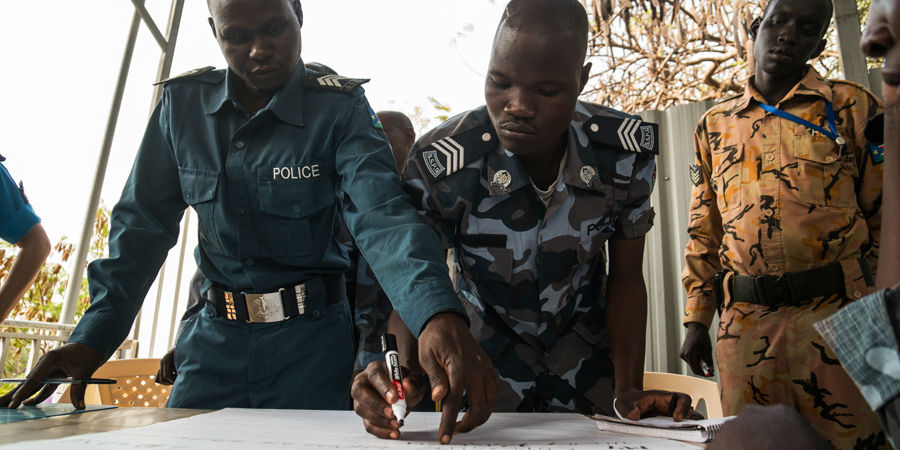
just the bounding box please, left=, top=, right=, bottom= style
left=408, top=96, right=455, bottom=136
left=0, top=206, right=110, bottom=393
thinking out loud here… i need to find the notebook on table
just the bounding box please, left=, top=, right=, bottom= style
left=591, top=414, right=737, bottom=443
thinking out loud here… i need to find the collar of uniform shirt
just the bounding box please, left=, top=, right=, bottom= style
left=735, top=66, right=834, bottom=113
left=204, top=59, right=307, bottom=128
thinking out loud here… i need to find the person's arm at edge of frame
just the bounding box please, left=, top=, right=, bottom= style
left=0, top=223, right=50, bottom=322
left=679, top=117, right=723, bottom=377
left=335, top=95, right=497, bottom=443
left=0, top=91, right=188, bottom=409
left=878, top=83, right=900, bottom=289
left=854, top=88, right=885, bottom=288
left=607, top=237, right=698, bottom=421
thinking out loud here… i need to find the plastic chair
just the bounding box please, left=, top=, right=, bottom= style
left=59, top=358, right=170, bottom=407
left=643, top=371, right=723, bottom=418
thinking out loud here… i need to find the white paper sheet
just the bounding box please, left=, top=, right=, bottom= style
left=2, top=409, right=701, bottom=450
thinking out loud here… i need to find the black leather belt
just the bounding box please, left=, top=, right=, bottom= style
left=731, top=263, right=844, bottom=307
left=206, top=274, right=346, bottom=322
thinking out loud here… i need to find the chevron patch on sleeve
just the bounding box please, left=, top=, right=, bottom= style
left=304, top=74, right=370, bottom=92
left=689, top=164, right=702, bottom=186
left=418, top=125, right=497, bottom=181
left=584, top=115, right=660, bottom=155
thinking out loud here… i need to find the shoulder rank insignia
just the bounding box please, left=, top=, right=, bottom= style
left=154, top=66, right=217, bottom=86
left=584, top=115, right=659, bottom=155
left=303, top=74, right=370, bottom=93
left=689, top=164, right=702, bottom=186
left=419, top=125, right=496, bottom=181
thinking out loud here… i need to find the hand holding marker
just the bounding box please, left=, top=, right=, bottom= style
left=382, top=334, right=408, bottom=426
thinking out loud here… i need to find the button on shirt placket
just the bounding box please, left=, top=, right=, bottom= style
left=761, top=112, right=785, bottom=273
left=228, top=122, right=255, bottom=282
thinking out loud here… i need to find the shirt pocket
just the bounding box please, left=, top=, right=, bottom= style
left=792, top=135, right=856, bottom=208
left=711, top=144, right=744, bottom=212
left=577, top=210, right=615, bottom=265
left=458, top=237, right=514, bottom=283
left=256, top=175, right=335, bottom=257
left=178, top=167, right=223, bottom=252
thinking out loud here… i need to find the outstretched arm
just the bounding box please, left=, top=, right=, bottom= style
left=0, top=223, right=50, bottom=322
left=877, top=85, right=899, bottom=288
left=607, top=236, right=700, bottom=421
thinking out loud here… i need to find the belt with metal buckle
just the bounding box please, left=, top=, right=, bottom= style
left=206, top=273, right=346, bottom=323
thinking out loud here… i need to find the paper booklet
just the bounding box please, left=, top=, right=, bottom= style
left=591, top=414, right=737, bottom=443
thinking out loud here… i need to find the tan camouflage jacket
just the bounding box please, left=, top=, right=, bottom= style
left=683, top=67, right=883, bottom=327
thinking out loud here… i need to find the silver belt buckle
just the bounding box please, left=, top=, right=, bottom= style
left=244, top=291, right=286, bottom=323
left=295, top=284, right=307, bottom=315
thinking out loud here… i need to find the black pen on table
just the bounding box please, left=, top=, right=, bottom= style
left=0, top=378, right=116, bottom=384
left=381, top=334, right=408, bottom=427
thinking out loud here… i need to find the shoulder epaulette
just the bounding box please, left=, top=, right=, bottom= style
left=303, top=73, right=369, bottom=93
left=865, top=113, right=884, bottom=145
left=417, top=123, right=497, bottom=182
left=583, top=115, right=659, bottom=155
left=154, top=66, right=219, bottom=86
left=829, top=78, right=869, bottom=91
left=715, top=91, right=743, bottom=105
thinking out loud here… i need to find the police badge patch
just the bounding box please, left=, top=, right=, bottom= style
left=423, top=150, right=445, bottom=178
left=689, top=164, right=702, bottom=186
left=580, top=166, right=597, bottom=187
left=492, top=170, right=512, bottom=191
left=639, top=124, right=655, bottom=152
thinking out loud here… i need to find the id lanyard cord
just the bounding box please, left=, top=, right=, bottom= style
left=759, top=101, right=846, bottom=146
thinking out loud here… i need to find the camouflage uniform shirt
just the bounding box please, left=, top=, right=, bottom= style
left=682, top=67, right=883, bottom=327
left=404, top=102, right=657, bottom=413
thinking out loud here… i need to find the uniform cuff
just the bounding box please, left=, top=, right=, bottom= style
left=614, top=210, right=655, bottom=240
left=0, top=204, right=40, bottom=244
left=395, top=283, right=466, bottom=338
left=683, top=296, right=716, bottom=328
left=67, top=311, right=124, bottom=362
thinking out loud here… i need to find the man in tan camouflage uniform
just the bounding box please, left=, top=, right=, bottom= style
left=352, top=0, right=700, bottom=440
left=681, top=0, right=887, bottom=447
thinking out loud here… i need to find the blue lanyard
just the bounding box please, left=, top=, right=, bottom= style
left=759, top=101, right=846, bottom=145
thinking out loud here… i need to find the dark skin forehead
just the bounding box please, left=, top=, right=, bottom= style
left=762, top=0, right=832, bottom=36
left=493, top=21, right=586, bottom=74
left=208, top=0, right=302, bottom=25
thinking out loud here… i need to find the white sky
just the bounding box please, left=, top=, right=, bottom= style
left=0, top=0, right=510, bottom=246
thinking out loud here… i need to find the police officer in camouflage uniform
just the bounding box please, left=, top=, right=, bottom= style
left=680, top=0, right=887, bottom=447
left=2, top=1, right=497, bottom=437
left=352, top=0, right=699, bottom=440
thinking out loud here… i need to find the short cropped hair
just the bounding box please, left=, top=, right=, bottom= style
left=500, top=0, right=589, bottom=59
left=761, top=0, right=832, bottom=33
left=208, top=0, right=303, bottom=28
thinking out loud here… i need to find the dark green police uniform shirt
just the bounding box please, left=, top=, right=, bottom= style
left=70, top=61, right=463, bottom=360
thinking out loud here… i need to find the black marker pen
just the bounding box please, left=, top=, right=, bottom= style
left=381, top=334, right=408, bottom=426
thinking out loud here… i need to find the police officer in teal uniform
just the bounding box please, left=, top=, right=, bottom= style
left=0, top=155, right=50, bottom=323
left=2, top=1, right=497, bottom=436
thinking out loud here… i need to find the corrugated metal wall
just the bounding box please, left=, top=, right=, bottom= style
left=639, top=101, right=716, bottom=376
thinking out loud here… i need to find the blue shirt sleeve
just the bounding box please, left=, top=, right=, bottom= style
left=0, top=163, right=41, bottom=244
left=335, top=94, right=464, bottom=336
left=68, top=91, right=188, bottom=360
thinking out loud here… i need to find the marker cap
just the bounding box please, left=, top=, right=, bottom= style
left=381, top=334, right=398, bottom=353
